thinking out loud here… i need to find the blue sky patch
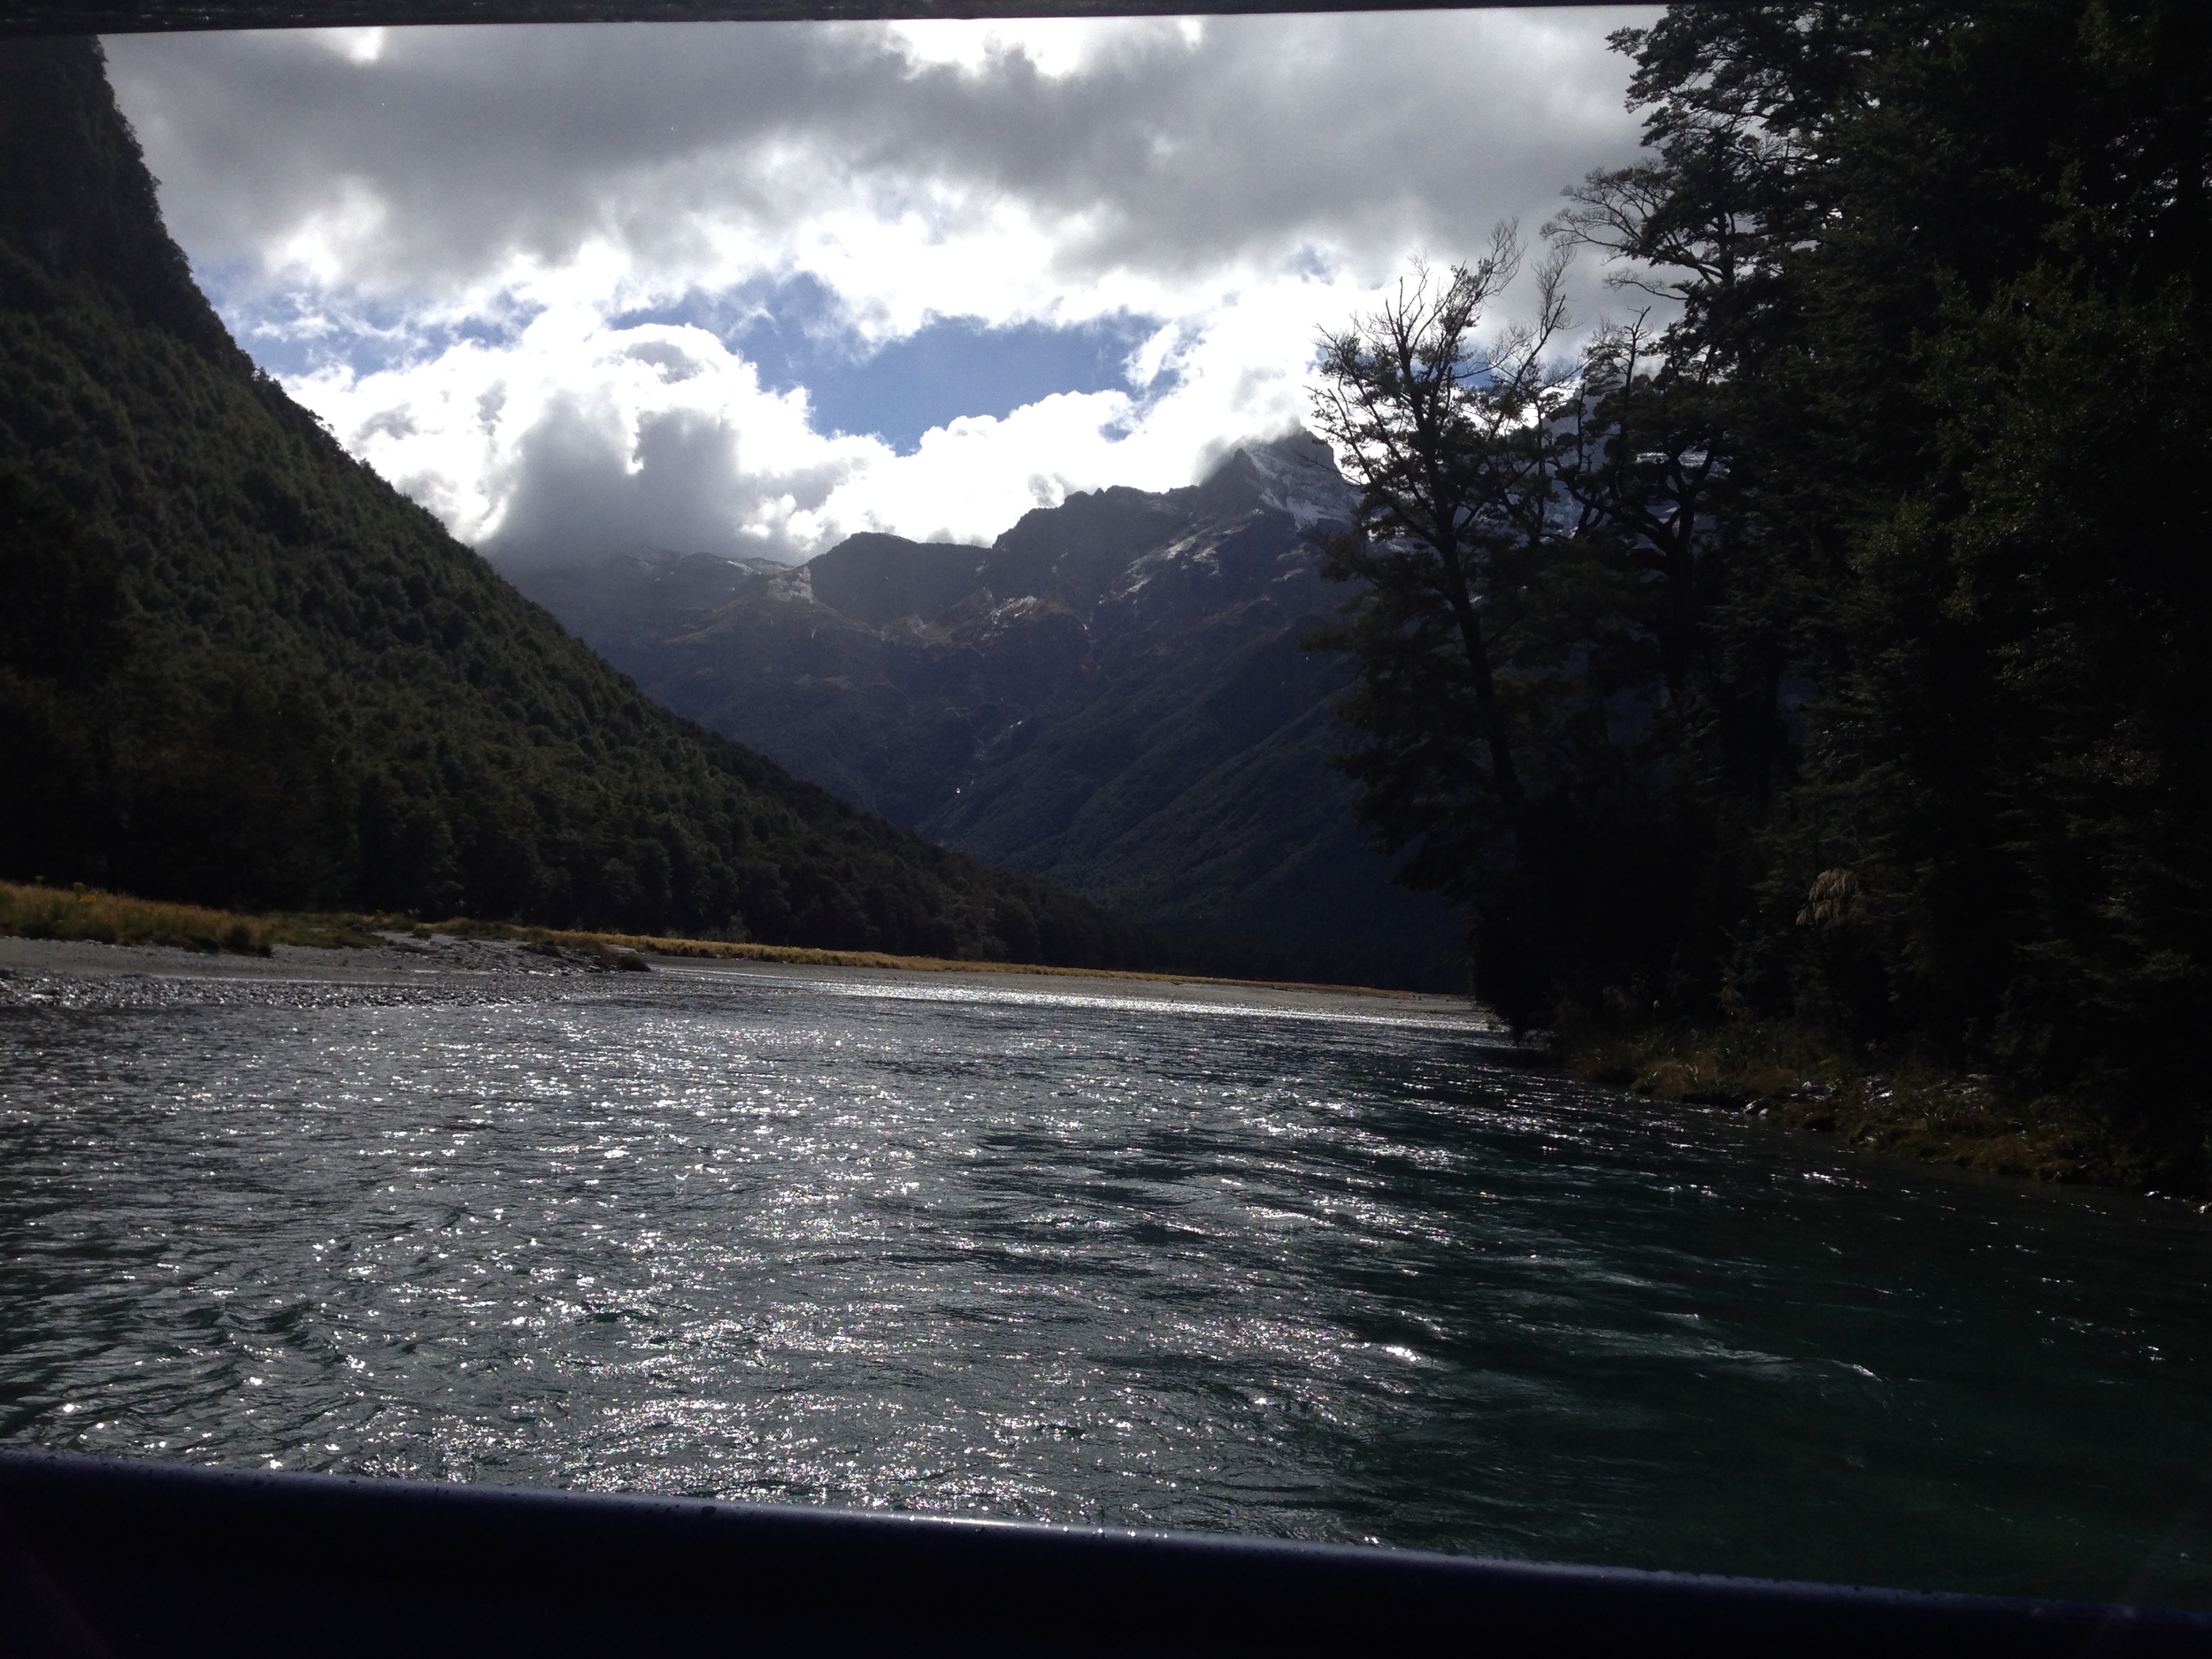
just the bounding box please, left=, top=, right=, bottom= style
left=198, top=262, right=544, bottom=381
left=781, top=312, right=1164, bottom=453
left=204, top=265, right=1169, bottom=457
left=619, top=276, right=1166, bottom=454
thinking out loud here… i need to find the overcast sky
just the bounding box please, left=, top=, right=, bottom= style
left=106, top=12, right=1658, bottom=565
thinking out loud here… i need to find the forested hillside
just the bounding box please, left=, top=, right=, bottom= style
left=513, top=436, right=1469, bottom=990
left=0, top=36, right=1161, bottom=969
left=1311, top=0, right=2212, bottom=1178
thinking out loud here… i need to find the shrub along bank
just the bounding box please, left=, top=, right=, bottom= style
left=1562, top=1020, right=2155, bottom=1191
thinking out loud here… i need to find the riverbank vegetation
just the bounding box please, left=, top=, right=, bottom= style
left=1313, top=1, right=2212, bottom=1190
left=1562, top=1019, right=2133, bottom=1187
left=0, top=879, right=281, bottom=956
left=0, top=878, right=1412, bottom=995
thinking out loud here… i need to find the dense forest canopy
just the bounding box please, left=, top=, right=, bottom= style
left=0, top=35, right=1164, bottom=971
left=1314, top=0, right=2212, bottom=1175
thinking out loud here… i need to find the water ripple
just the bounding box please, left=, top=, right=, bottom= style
left=2, top=967, right=2210, bottom=1605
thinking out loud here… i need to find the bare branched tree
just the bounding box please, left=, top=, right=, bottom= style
left=1310, top=225, right=1580, bottom=817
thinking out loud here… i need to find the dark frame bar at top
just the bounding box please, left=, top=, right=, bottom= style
left=4, top=0, right=1614, bottom=37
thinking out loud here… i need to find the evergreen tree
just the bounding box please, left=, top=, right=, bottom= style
left=1310, top=238, right=1697, bottom=1027
left=1315, top=0, right=2212, bottom=1173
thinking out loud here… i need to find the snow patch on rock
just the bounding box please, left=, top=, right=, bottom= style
left=1241, top=430, right=1358, bottom=532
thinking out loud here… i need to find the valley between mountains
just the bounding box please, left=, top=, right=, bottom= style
left=509, top=435, right=1465, bottom=992
left=0, top=35, right=1460, bottom=992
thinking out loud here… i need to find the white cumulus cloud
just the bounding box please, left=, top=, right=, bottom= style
left=107, top=11, right=1658, bottom=562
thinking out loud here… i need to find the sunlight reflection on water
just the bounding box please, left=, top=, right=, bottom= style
left=2, top=963, right=2209, bottom=1605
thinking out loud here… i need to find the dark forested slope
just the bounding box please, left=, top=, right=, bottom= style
left=0, top=36, right=1159, bottom=967
left=511, top=437, right=1469, bottom=990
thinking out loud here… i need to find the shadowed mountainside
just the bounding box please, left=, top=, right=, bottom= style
left=511, top=437, right=1469, bottom=990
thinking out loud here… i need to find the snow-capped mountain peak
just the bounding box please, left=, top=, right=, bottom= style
left=1207, top=430, right=1358, bottom=532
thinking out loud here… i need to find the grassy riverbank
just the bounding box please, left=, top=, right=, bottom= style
left=7, top=880, right=2185, bottom=1191
left=1558, top=1018, right=2193, bottom=1194
left=422, top=916, right=1413, bottom=993
left=0, top=880, right=376, bottom=955
left=0, top=879, right=1413, bottom=998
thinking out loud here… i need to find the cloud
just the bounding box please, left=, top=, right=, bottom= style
left=105, top=12, right=1658, bottom=562
left=299, top=270, right=1380, bottom=557
left=300, top=303, right=884, bottom=561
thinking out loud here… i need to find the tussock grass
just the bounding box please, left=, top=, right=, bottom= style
left=0, top=879, right=276, bottom=955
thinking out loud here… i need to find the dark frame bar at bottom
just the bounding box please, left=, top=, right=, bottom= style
left=3, top=1449, right=2209, bottom=1656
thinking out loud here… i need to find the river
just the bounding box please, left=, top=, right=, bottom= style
left=2, top=951, right=2208, bottom=1607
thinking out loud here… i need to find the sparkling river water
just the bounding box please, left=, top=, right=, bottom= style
left=3, top=955, right=2210, bottom=1606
